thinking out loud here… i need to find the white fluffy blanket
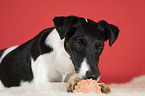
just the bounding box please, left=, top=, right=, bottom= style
left=0, top=75, right=145, bottom=96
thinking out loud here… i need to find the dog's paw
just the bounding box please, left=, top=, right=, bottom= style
left=99, top=83, right=111, bottom=94
left=67, top=76, right=82, bottom=92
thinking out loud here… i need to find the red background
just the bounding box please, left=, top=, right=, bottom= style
left=0, top=0, right=145, bottom=84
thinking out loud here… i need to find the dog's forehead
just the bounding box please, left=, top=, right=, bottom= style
left=75, top=17, right=104, bottom=39
left=79, top=17, right=97, bottom=28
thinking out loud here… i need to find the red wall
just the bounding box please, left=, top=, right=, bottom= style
left=0, top=0, right=145, bottom=84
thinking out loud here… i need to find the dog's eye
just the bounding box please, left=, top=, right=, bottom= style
left=74, top=40, right=83, bottom=49
left=96, top=42, right=103, bottom=49
left=98, top=46, right=103, bottom=49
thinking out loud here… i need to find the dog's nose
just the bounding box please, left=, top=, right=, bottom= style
left=86, top=71, right=100, bottom=80
left=87, top=74, right=98, bottom=80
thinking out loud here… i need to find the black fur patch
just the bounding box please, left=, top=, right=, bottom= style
left=0, top=41, right=34, bottom=87
left=31, top=28, right=54, bottom=60
left=0, top=28, right=54, bottom=87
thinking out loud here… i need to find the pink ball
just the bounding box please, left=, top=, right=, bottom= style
left=73, top=79, right=102, bottom=93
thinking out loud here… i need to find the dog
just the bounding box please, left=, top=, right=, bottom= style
left=0, top=16, right=119, bottom=93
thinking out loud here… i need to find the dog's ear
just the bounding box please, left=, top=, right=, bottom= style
left=97, top=20, right=119, bottom=47
left=53, top=16, right=76, bottom=39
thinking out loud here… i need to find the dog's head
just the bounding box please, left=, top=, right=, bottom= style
left=53, top=16, right=119, bottom=81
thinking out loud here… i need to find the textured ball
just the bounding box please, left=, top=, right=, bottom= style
left=73, top=79, right=101, bottom=93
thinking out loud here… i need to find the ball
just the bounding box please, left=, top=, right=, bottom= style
left=73, top=79, right=102, bottom=93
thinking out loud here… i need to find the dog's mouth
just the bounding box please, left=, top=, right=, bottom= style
left=73, top=58, right=100, bottom=81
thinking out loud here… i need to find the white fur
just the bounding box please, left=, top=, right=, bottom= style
left=31, top=29, right=75, bottom=87
left=0, top=45, right=18, bottom=63
left=78, top=58, right=90, bottom=78
left=85, top=18, right=88, bottom=22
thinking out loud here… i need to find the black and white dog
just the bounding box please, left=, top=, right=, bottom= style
left=0, top=16, right=119, bottom=93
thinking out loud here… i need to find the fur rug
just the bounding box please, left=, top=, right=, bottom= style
left=0, top=75, right=145, bottom=96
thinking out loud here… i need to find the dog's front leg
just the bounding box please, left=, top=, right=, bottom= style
left=67, top=74, right=82, bottom=92
left=99, top=83, right=111, bottom=94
